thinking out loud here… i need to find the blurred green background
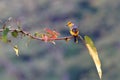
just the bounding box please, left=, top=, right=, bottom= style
left=0, top=0, right=120, bottom=80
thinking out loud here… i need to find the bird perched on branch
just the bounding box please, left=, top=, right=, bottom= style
left=66, top=21, right=79, bottom=43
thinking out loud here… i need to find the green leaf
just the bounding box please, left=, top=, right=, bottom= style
left=84, top=35, right=102, bottom=79
left=11, top=30, right=18, bottom=38
left=2, top=28, right=9, bottom=42
left=84, top=36, right=94, bottom=47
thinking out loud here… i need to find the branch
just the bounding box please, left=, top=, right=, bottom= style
left=0, top=19, right=102, bottom=79
left=0, top=28, right=73, bottom=42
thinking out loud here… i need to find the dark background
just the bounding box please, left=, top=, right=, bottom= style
left=0, top=0, right=120, bottom=80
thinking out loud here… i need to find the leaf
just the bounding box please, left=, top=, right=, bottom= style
left=84, top=35, right=102, bottom=79
left=41, top=34, right=48, bottom=42
left=13, top=45, right=19, bottom=56
left=2, top=28, right=9, bottom=42
left=11, top=30, right=18, bottom=38
left=44, top=28, right=60, bottom=39
left=51, top=41, right=56, bottom=45
left=8, top=17, right=13, bottom=21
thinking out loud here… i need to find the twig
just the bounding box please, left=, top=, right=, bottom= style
left=0, top=29, right=74, bottom=42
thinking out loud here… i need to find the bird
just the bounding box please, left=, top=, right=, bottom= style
left=66, top=21, right=79, bottom=43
